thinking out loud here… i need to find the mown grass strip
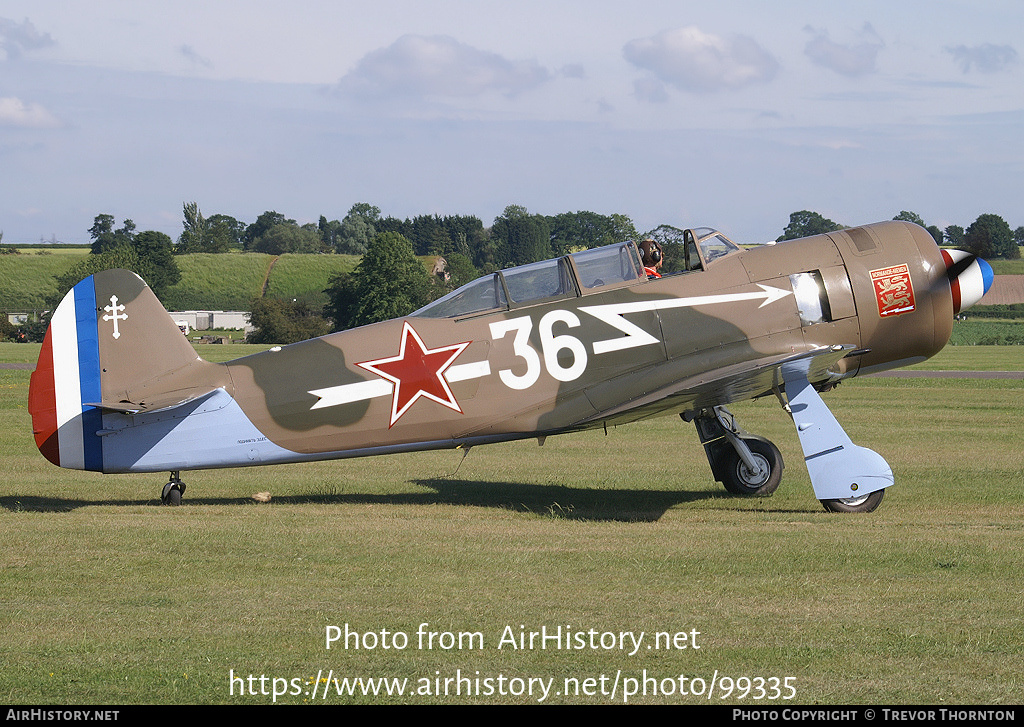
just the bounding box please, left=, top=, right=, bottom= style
left=0, top=349, right=1021, bottom=703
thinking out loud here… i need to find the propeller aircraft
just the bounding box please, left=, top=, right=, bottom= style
left=28, top=221, right=992, bottom=512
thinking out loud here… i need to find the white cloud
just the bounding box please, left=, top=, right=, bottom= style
left=623, top=26, right=778, bottom=95
left=803, top=24, right=884, bottom=77
left=946, top=43, right=1018, bottom=74
left=0, top=16, right=54, bottom=61
left=0, top=96, right=59, bottom=128
left=337, top=35, right=551, bottom=99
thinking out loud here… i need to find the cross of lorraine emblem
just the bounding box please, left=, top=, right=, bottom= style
left=102, top=294, right=128, bottom=339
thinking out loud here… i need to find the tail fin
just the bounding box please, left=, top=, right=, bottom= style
left=29, top=269, right=225, bottom=470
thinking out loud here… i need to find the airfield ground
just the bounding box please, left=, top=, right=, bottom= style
left=1, top=343, right=1021, bottom=704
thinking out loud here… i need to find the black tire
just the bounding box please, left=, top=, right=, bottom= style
left=721, top=438, right=783, bottom=497
left=820, top=489, right=884, bottom=513
left=162, top=482, right=182, bottom=506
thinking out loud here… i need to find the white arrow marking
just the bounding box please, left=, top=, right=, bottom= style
left=308, top=361, right=493, bottom=410
left=581, top=284, right=793, bottom=354
left=309, top=379, right=392, bottom=410
left=307, top=285, right=791, bottom=408
left=445, top=360, right=492, bottom=382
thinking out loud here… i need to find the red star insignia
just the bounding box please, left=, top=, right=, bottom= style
left=357, top=321, right=471, bottom=427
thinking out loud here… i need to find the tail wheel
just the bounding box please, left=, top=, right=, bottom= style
left=161, top=475, right=185, bottom=506
left=820, top=489, right=884, bottom=513
left=721, top=439, right=783, bottom=497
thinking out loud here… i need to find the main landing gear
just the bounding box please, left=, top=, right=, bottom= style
left=686, top=380, right=891, bottom=514
left=161, top=471, right=185, bottom=506
left=686, top=407, right=784, bottom=498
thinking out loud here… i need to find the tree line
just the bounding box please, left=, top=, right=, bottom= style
left=252, top=207, right=1024, bottom=344
left=778, top=210, right=1022, bottom=260
left=7, top=203, right=1020, bottom=344
left=176, top=202, right=1024, bottom=263
left=177, top=202, right=640, bottom=269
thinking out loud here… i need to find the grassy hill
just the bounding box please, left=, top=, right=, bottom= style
left=262, top=254, right=358, bottom=309
left=161, top=253, right=273, bottom=311
left=0, top=250, right=84, bottom=309
left=0, top=250, right=360, bottom=312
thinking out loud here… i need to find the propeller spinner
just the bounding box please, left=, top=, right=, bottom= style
left=941, top=249, right=994, bottom=315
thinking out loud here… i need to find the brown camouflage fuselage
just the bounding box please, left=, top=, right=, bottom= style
left=28, top=221, right=988, bottom=500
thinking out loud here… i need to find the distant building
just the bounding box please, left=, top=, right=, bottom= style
left=426, top=256, right=449, bottom=281
left=168, top=310, right=252, bottom=333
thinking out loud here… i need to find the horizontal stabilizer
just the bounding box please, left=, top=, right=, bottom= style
left=85, top=385, right=224, bottom=416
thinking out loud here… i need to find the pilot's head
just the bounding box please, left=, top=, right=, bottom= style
left=639, top=239, right=663, bottom=270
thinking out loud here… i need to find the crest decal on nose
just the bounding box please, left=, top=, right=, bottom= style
left=870, top=264, right=916, bottom=318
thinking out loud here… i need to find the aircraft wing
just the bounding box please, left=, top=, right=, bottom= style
left=583, top=344, right=857, bottom=427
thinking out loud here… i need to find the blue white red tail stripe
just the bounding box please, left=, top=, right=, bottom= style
left=29, top=276, right=104, bottom=471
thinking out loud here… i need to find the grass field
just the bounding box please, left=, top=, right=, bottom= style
left=263, top=254, right=359, bottom=309
left=949, top=319, right=1024, bottom=346
left=988, top=259, right=1024, bottom=275
left=1, top=343, right=1021, bottom=704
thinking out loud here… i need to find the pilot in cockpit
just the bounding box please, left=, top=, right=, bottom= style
left=639, top=239, right=663, bottom=278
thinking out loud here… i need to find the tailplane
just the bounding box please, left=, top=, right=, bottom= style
left=29, top=269, right=226, bottom=470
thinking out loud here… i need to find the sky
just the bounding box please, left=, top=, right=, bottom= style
left=0, top=1, right=1021, bottom=245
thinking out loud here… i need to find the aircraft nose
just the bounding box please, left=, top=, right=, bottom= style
left=941, top=249, right=994, bottom=314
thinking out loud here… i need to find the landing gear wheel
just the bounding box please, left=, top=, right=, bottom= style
left=820, top=489, right=884, bottom=513
left=161, top=483, right=183, bottom=506
left=161, top=472, right=185, bottom=506
left=721, top=439, right=782, bottom=497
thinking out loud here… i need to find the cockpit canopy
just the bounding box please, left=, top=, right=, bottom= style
left=413, top=228, right=740, bottom=319
left=690, top=227, right=741, bottom=264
